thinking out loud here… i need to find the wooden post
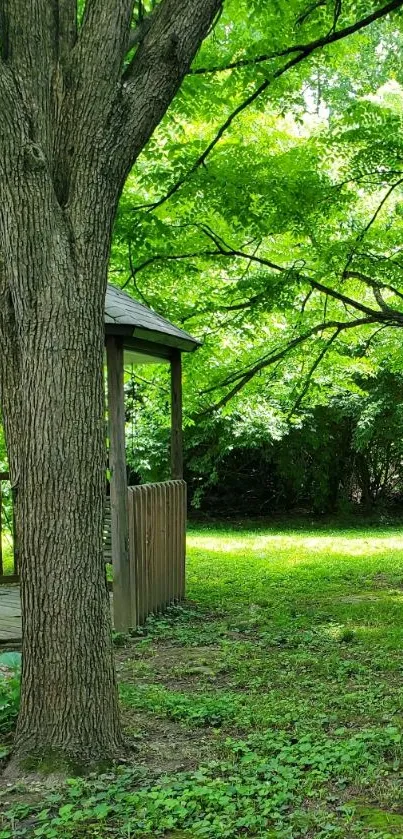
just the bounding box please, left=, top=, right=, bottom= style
left=170, top=350, right=183, bottom=480
left=106, top=335, right=131, bottom=632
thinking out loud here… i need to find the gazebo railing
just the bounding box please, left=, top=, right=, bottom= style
left=0, top=475, right=187, bottom=629
left=125, top=480, right=187, bottom=626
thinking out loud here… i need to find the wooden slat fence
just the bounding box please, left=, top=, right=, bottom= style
left=0, top=472, right=18, bottom=581
left=126, top=480, right=186, bottom=627
left=0, top=475, right=187, bottom=629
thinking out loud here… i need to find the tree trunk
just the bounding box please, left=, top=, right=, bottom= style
left=0, top=72, right=123, bottom=762
left=0, top=0, right=222, bottom=770
left=4, top=192, right=122, bottom=767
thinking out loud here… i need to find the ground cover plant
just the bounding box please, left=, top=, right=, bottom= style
left=2, top=523, right=403, bottom=837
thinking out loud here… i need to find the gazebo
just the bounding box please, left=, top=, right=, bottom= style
left=105, top=284, right=200, bottom=631
left=0, top=284, right=200, bottom=636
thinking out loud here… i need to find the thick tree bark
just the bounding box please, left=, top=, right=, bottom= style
left=0, top=106, right=122, bottom=762
left=0, top=0, right=222, bottom=768
left=15, top=253, right=121, bottom=765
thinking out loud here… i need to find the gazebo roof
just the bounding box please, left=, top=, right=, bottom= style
left=105, top=283, right=200, bottom=359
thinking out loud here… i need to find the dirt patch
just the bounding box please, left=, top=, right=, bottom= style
left=122, top=709, right=217, bottom=775
left=117, top=643, right=230, bottom=692
left=370, top=573, right=403, bottom=591
left=337, top=594, right=381, bottom=603
left=0, top=772, right=65, bottom=814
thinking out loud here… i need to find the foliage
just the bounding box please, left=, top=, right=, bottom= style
left=106, top=2, right=403, bottom=513
left=0, top=425, right=7, bottom=473
left=0, top=652, right=21, bottom=736
left=3, top=526, right=403, bottom=836
left=125, top=369, right=403, bottom=514
left=3, top=4, right=403, bottom=512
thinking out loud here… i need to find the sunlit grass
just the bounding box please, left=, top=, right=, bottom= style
left=0, top=535, right=14, bottom=575
left=5, top=521, right=403, bottom=838
left=186, top=526, right=403, bottom=641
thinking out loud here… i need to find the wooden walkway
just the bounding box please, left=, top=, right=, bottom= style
left=0, top=586, right=21, bottom=643
left=0, top=586, right=115, bottom=645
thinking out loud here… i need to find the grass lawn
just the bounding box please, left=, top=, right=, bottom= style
left=2, top=522, right=403, bottom=837
left=0, top=538, right=13, bottom=576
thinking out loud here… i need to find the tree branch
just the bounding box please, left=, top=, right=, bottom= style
left=287, top=328, right=340, bottom=419
left=200, top=317, right=381, bottom=413
left=192, top=0, right=403, bottom=74
left=181, top=288, right=271, bottom=322
left=3, top=0, right=59, bottom=155
left=343, top=178, right=403, bottom=274
left=124, top=227, right=403, bottom=325
left=77, top=0, right=134, bottom=89
left=121, top=247, right=221, bottom=284
left=296, top=1, right=327, bottom=27
left=57, top=0, right=77, bottom=62
left=196, top=226, right=402, bottom=322
left=137, top=0, right=403, bottom=212
left=115, top=0, right=222, bottom=185
left=308, top=277, right=399, bottom=320
left=125, top=2, right=160, bottom=56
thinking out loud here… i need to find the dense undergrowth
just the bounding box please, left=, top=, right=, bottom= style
left=2, top=523, right=403, bottom=837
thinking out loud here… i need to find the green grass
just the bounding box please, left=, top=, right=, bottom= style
left=3, top=522, right=403, bottom=838
left=1, top=536, right=14, bottom=576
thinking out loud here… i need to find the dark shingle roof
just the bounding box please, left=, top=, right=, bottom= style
left=105, top=284, right=199, bottom=352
